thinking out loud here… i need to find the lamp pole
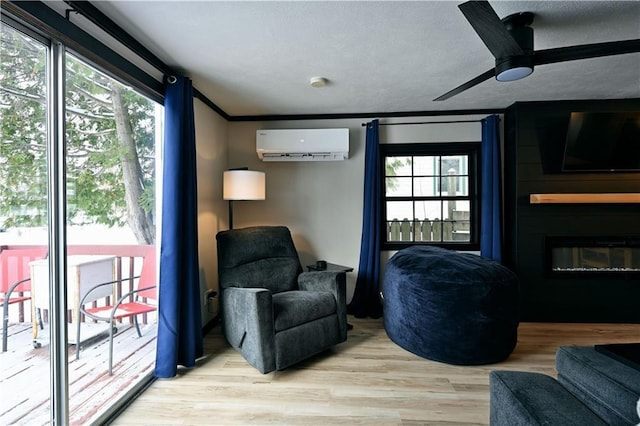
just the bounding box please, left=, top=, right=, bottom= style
left=228, top=199, right=234, bottom=229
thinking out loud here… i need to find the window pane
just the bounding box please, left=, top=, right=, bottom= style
left=450, top=200, right=470, bottom=242
left=65, top=53, right=160, bottom=422
left=386, top=177, right=412, bottom=196
left=413, top=177, right=437, bottom=196
left=414, top=201, right=442, bottom=221
left=441, top=155, right=465, bottom=175
left=440, top=174, right=469, bottom=196
left=412, top=203, right=448, bottom=243
left=0, top=23, right=51, bottom=424
left=385, top=156, right=412, bottom=176
left=1, top=26, right=48, bottom=231
left=413, top=156, right=437, bottom=175
left=66, top=54, right=157, bottom=243
left=386, top=201, right=413, bottom=222
left=386, top=201, right=413, bottom=241
left=415, top=201, right=443, bottom=241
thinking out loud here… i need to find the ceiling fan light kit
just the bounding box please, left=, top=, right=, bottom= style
left=496, top=65, right=533, bottom=82
left=496, top=58, right=533, bottom=82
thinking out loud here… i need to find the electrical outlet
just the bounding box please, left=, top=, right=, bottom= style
left=202, top=289, right=212, bottom=308
left=207, top=290, right=217, bottom=314
left=203, top=289, right=218, bottom=314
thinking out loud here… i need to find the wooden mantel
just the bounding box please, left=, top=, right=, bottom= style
left=530, top=193, right=640, bottom=204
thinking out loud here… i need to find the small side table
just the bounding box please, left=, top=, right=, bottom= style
left=306, top=262, right=354, bottom=330
left=306, top=262, right=354, bottom=273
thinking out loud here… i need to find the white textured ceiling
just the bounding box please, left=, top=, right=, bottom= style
left=69, top=1, right=640, bottom=117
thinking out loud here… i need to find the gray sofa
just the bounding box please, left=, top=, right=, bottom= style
left=490, top=345, right=640, bottom=425
left=216, top=226, right=347, bottom=374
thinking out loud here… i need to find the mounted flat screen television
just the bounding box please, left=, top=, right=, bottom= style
left=561, top=112, right=640, bottom=172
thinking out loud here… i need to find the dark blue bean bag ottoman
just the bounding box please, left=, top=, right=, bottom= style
left=383, top=246, right=519, bottom=365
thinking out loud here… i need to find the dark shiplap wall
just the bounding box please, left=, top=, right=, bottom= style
left=504, top=99, right=640, bottom=323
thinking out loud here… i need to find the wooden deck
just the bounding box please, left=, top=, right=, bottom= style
left=0, top=321, right=157, bottom=425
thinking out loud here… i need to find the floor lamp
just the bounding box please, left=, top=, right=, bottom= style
left=223, top=169, right=266, bottom=229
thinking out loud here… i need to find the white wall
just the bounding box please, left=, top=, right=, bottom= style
left=194, top=99, right=228, bottom=324
left=228, top=119, right=366, bottom=302
left=227, top=115, right=488, bottom=303
left=193, top=111, right=492, bottom=323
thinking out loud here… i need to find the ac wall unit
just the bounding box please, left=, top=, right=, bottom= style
left=256, top=128, right=349, bottom=162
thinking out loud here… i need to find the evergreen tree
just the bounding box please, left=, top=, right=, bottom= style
left=1, top=26, right=156, bottom=243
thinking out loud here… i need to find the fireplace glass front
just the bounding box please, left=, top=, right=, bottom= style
left=547, top=237, right=640, bottom=277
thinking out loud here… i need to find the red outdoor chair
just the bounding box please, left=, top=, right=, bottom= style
left=1, top=247, right=47, bottom=352
left=1, top=277, right=31, bottom=352
left=75, top=248, right=157, bottom=375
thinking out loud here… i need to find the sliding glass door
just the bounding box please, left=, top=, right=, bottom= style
left=1, top=17, right=161, bottom=424
left=64, top=52, right=161, bottom=424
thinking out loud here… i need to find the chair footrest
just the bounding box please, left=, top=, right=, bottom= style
left=556, top=345, right=640, bottom=425
left=490, top=370, right=606, bottom=426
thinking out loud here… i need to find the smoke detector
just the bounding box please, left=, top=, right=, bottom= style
left=309, top=76, right=328, bottom=88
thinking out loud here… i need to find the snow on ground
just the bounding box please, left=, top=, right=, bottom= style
left=0, top=225, right=138, bottom=246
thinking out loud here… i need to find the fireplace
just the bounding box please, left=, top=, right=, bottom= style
left=504, top=99, right=640, bottom=323
left=547, top=236, right=640, bottom=278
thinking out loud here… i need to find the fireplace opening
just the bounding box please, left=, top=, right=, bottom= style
left=546, top=236, right=640, bottom=278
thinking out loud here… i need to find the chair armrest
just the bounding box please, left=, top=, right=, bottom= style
left=5, top=278, right=30, bottom=299
left=79, top=274, right=147, bottom=309
left=222, top=287, right=276, bottom=373
left=298, top=271, right=347, bottom=339
left=78, top=278, right=124, bottom=308
left=78, top=278, right=149, bottom=321
left=116, top=285, right=156, bottom=304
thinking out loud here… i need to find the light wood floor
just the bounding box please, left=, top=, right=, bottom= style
left=112, top=317, right=640, bottom=425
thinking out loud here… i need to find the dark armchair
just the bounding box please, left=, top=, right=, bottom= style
left=216, top=226, right=347, bottom=374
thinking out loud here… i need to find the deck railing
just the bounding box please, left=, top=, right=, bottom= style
left=1, top=244, right=156, bottom=329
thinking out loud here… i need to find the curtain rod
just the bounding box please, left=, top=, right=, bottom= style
left=62, top=0, right=231, bottom=120
left=361, top=119, right=486, bottom=127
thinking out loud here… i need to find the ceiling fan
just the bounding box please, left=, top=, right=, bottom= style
left=434, top=0, right=640, bottom=101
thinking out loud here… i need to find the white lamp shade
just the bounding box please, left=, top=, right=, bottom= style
left=223, top=170, right=266, bottom=200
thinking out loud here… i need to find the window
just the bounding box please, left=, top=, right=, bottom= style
left=381, top=142, right=480, bottom=250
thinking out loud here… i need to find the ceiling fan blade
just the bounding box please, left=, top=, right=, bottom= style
left=534, top=39, right=640, bottom=66
left=459, top=0, right=524, bottom=59
left=433, top=69, right=495, bottom=101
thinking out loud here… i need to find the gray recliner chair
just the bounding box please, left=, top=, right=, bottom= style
left=216, top=226, right=347, bottom=374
